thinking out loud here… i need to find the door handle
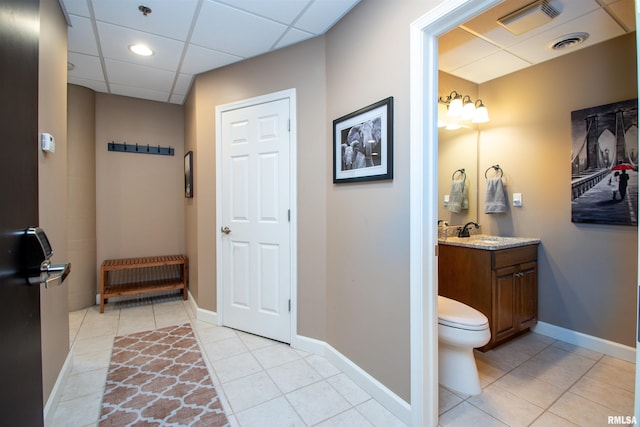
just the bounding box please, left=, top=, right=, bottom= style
left=221, top=226, right=231, bottom=235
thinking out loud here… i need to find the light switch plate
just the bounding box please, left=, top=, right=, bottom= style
left=444, top=194, right=450, bottom=206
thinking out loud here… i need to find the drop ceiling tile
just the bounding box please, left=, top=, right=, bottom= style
left=439, top=28, right=501, bottom=73
left=104, top=58, right=175, bottom=92
left=170, top=93, right=186, bottom=105
left=607, top=0, right=635, bottom=31
left=68, top=52, right=104, bottom=81
left=180, top=44, right=243, bottom=75
left=97, top=22, right=185, bottom=72
left=507, top=8, right=625, bottom=64
left=90, top=0, right=199, bottom=41
left=295, top=0, right=360, bottom=34
left=191, top=1, right=288, bottom=57
left=173, top=73, right=193, bottom=96
left=68, top=76, right=108, bottom=93
left=452, top=50, right=531, bottom=84
left=462, top=0, right=601, bottom=48
left=68, top=14, right=98, bottom=56
left=215, top=0, right=311, bottom=24
left=61, top=0, right=90, bottom=17
left=109, top=83, right=170, bottom=103
left=275, top=27, right=314, bottom=49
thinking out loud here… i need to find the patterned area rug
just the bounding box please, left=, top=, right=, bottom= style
left=99, top=324, right=229, bottom=426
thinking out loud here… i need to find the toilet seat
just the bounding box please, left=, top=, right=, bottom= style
left=438, top=296, right=488, bottom=331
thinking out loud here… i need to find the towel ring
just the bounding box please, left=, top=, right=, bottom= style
left=452, top=168, right=466, bottom=180
left=484, top=164, right=503, bottom=179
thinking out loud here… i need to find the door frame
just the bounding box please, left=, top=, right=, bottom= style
left=215, top=89, right=298, bottom=344
left=409, top=1, right=506, bottom=425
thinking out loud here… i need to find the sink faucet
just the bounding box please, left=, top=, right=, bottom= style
left=458, top=221, right=479, bottom=238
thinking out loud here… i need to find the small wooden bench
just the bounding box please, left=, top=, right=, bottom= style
left=99, top=255, right=188, bottom=313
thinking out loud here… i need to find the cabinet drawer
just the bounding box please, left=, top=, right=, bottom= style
left=492, top=244, right=537, bottom=269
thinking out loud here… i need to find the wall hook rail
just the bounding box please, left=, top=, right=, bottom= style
left=107, top=141, right=174, bottom=156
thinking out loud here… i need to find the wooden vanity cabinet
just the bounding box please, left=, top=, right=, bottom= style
left=438, top=243, right=539, bottom=351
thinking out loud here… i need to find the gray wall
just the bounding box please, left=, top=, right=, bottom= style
left=478, top=32, right=638, bottom=346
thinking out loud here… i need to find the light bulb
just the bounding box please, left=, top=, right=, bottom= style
left=472, top=105, right=490, bottom=123
left=461, top=101, right=476, bottom=122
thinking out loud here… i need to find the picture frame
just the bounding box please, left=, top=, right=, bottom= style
left=570, top=98, right=638, bottom=225
left=184, top=151, right=193, bottom=198
left=333, top=97, right=394, bottom=183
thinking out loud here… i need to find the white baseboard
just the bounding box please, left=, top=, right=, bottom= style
left=44, top=350, right=73, bottom=425
left=293, top=335, right=411, bottom=425
left=188, top=291, right=218, bottom=325
left=533, top=321, right=636, bottom=363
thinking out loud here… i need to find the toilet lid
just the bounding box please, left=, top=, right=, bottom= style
left=438, top=296, right=489, bottom=331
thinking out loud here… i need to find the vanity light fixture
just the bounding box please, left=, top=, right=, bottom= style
left=438, top=90, right=490, bottom=129
left=129, top=43, right=154, bottom=56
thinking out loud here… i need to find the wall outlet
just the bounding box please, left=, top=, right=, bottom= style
left=513, top=193, right=523, bottom=207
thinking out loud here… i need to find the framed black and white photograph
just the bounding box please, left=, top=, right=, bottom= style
left=333, top=97, right=393, bottom=183
left=184, top=151, right=193, bottom=198
left=571, top=98, right=638, bottom=225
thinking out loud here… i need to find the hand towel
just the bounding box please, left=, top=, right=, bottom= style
left=447, top=179, right=468, bottom=213
left=485, top=177, right=507, bottom=214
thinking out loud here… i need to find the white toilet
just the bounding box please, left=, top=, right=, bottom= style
left=438, top=295, right=490, bottom=395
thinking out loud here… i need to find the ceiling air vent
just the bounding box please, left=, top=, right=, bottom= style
left=548, top=32, right=589, bottom=51
left=497, top=0, right=560, bottom=35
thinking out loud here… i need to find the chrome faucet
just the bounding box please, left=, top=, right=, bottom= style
left=458, top=221, right=479, bottom=238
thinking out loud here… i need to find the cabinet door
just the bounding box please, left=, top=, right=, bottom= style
left=517, top=261, right=538, bottom=330
left=493, top=266, right=517, bottom=342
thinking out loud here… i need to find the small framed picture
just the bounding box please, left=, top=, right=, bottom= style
left=333, top=97, right=393, bottom=183
left=184, top=151, right=193, bottom=198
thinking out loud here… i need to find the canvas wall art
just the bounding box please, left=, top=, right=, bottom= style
left=571, top=99, right=638, bottom=225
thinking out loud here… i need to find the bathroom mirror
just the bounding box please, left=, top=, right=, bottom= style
left=437, top=71, right=480, bottom=227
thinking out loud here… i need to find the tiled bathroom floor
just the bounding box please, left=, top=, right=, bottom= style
left=48, top=296, right=635, bottom=427
left=440, top=333, right=635, bottom=427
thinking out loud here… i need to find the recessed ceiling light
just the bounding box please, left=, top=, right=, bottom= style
left=129, top=43, right=154, bottom=56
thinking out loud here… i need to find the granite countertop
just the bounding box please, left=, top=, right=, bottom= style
left=438, top=234, right=541, bottom=250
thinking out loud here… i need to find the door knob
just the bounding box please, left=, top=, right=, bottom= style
left=221, top=226, right=231, bottom=235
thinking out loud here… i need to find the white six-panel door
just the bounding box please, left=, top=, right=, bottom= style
left=220, top=98, right=291, bottom=343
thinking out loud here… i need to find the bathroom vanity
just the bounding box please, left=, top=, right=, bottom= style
left=438, top=235, right=540, bottom=351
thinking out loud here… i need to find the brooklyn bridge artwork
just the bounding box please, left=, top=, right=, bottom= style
left=571, top=99, right=638, bottom=225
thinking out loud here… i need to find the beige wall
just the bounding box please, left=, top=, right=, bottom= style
left=95, top=94, right=185, bottom=270
left=324, top=0, right=442, bottom=402
left=185, top=35, right=329, bottom=340
left=38, top=0, right=70, bottom=404
left=67, top=85, right=97, bottom=310
left=477, top=32, right=638, bottom=346
left=185, top=0, right=449, bottom=403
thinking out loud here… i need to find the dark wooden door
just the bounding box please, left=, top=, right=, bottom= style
left=0, top=0, right=44, bottom=425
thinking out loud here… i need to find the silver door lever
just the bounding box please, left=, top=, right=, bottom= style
left=221, top=226, right=231, bottom=235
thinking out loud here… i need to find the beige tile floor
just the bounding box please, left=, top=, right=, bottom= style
left=48, top=295, right=636, bottom=427
left=48, top=295, right=404, bottom=427
left=439, top=333, right=636, bottom=427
